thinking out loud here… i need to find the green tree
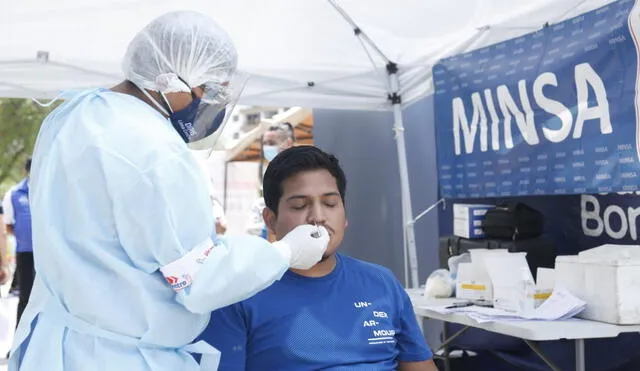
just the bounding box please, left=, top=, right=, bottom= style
left=0, top=99, right=58, bottom=191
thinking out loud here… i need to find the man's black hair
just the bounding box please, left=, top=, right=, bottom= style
left=25, top=157, right=32, bottom=172
left=263, top=146, right=346, bottom=214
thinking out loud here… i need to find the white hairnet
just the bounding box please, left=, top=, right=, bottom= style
left=122, top=11, right=238, bottom=94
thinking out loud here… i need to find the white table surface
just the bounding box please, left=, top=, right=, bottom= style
left=407, top=289, right=640, bottom=342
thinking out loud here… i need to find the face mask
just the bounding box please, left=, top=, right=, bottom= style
left=134, top=80, right=227, bottom=144
left=168, top=97, right=200, bottom=142
left=263, top=145, right=279, bottom=161
left=168, top=98, right=227, bottom=143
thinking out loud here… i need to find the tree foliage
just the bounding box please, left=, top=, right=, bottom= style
left=0, top=99, right=58, bottom=190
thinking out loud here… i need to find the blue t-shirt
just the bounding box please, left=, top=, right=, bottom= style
left=10, top=178, right=32, bottom=253
left=198, top=253, right=433, bottom=370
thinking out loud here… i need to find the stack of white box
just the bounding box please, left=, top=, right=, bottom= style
left=453, top=204, right=493, bottom=239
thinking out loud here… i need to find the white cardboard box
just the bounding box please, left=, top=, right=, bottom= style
left=453, top=204, right=493, bottom=239
left=556, top=245, right=640, bottom=325
left=576, top=245, right=640, bottom=325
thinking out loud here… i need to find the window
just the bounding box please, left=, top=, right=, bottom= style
left=262, top=110, right=278, bottom=119
left=246, top=113, right=260, bottom=127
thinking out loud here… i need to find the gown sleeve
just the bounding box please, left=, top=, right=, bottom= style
left=111, top=148, right=288, bottom=314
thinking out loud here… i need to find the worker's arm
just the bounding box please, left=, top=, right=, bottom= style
left=173, top=234, right=289, bottom=313
left=2, top=191, right=14, bottom=235
left=111, top=150, right=289, bottom=314
left=398, top=360, right=439, bottom=371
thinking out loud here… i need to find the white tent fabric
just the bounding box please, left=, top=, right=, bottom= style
left=0, top=0, right=616, bottom=110
left=0, top=0, right=617, bottom=287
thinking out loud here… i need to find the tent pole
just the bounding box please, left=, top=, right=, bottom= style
left=388, top=71, right=419, bottom=289
left=326, top=0, right=420, bottom=288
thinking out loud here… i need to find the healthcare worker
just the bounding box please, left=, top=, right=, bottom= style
left=9, top=11, right=329, bottom=371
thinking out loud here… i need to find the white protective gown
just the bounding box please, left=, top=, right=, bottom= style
left=9, top=89, right=289, bottom=371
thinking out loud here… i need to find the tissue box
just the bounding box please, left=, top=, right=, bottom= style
left=453, top=204, right=493, bottom=239
left=576, top=245, right=640, bottom=325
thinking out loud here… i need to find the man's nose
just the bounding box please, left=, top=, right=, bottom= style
left=308, top=204, right=327, bottom=225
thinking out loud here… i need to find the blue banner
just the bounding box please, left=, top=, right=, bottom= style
left=435, top=0, right=640, bottom=198
left=440, top=192, right=640, bottom=255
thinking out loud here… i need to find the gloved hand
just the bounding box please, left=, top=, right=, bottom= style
left=272, top=224, right=330, bottom=269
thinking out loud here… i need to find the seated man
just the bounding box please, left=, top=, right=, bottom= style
left=199, top=146, right=437, bottom=371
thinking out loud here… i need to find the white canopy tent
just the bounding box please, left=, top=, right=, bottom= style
left=0, top=0, right=617, bottom=287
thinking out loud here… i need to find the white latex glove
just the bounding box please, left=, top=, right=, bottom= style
left=272, top=224, right=330, bottom=269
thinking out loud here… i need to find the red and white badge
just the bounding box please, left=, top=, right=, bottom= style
left=161, top=238, right=216, bottom=292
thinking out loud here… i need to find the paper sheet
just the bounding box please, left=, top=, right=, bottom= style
left=421, top=289, right=586, bottom=324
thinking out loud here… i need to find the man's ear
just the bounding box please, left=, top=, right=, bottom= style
left=262, top=207, right=277, bottom=233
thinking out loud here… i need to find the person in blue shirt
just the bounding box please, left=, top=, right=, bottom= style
left=2, top=158, right=33, bottom=328
left=199, top=145, right=438, bottom=371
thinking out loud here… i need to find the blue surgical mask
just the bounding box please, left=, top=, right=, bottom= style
left=169, top=97, right=201, bottom=142
left=135, top=80, right=228, bottom=145
left=168, top=98, right=226, bottom=143
left=263, top=145, right=279, bottom=161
